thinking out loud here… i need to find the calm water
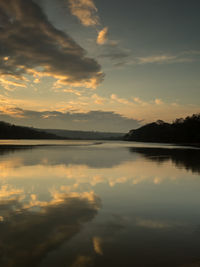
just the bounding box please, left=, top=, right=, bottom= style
left=0, top=140, right=200, bottom=267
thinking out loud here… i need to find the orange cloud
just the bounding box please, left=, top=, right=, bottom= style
left=97, top=27, right=109, bottom=45
left=68, top=0, right=100, bottom=26
left=92, top=94, right=105, bottom=105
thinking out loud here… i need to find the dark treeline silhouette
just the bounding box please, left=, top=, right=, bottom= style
left=124, top=113, right=200, bottom=144
left=0, top=121, right=60, bottom=139
left=0, top=121, right=124, bottom=140
left=130, top=147, right=200, bottom=174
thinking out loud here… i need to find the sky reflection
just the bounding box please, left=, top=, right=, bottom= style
left=0, top=190, right=100, bottom=267
left=0, top=142, right=200, bottom=266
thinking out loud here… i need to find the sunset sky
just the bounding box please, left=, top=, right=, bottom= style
left=0, top=0, right=199, bottom=132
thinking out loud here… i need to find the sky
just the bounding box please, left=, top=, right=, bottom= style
left=0, top=0, right=199, bottom=132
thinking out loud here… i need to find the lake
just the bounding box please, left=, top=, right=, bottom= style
left=0, top=140, right=200, bottom=267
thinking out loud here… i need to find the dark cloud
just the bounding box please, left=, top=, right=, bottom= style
left=98, top=43, right=131, bottom=66
left=0, top=0, right=103, bottom=88
left=0, top=108, right=140, bottom=132
left=100, top=49, right=129, bottom=61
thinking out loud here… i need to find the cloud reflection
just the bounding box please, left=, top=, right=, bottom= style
left=0, top=144, right=199, bottom=266
left=93, top=236, right=103, bottom=255
left=0, top=145, right=199, bottom=193
left=0, top=190, right=100, bottom=267
left=135, top=218, right=182, bottom=229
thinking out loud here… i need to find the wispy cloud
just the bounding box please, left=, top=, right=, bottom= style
left=137, top=55, right=177, bottom=64
left=0, top=76, right=27, bottom=91
left=99, top=49, right=200, bottom=67
left=137, top=50, right=200, bottom=64
left=111, top=94, right=131, bottom=105
left=61, top=88, right=82, bottom=96
left=132, top=97, right=147, bottom=106
left=109, top=94, right=200, bottom=123
left=92, top=94, right=106, bottom=105
left=0, top=0, right=103, bottom=89
left=98, top=43, right=131, bottom=67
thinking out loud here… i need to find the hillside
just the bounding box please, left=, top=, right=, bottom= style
left=0, top=121, right=124, bottom=140
left=124, top=113, right=200, bottom=144
left=0, top=121, right=60, bottom=139
left=41, top=129, right=124, bottom=140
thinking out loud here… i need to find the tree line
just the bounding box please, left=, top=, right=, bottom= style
left=124, top=113, right=200, bottom=144
left=0, top=121, right=59, bottom=139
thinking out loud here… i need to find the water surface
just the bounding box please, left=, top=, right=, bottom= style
left=0, top=140, right=200, bottom=267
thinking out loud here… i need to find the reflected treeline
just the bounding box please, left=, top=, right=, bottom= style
left=0, top=145, right=34, bottom=156
left=0, top=192, right=100, bottom=267
left=1, top=144, right=200, bottom=175
left=0, top=144, right=137, bottom=168
left=130, top=147, right=200, bottom=174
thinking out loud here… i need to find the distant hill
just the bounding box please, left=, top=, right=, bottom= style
left=124, top=113, right=200, bottom=144
left=0, top=121, right=124, bottom=140
left=0, top=121, right=60, bottom=139
left=41, top=129, right=124, bottom=140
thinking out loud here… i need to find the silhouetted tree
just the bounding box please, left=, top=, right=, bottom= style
left=124, top=113, right=200, bottom=144
left=0, top=121, right=60, bottom=139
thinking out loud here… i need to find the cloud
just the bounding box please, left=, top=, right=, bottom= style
left=0, top=106, right=25, bottom=118
left=68, top=0, right=100, bottom=26
left=59, top=88, right=82, bottom=96
left=67, top=0, right=111, bottom=48
left=111, top=94, right=131, bottom=105
left=137, top=51, right=200, bottom=64
left=99, top=44, right=131, bottom=66
left=99, top=49, right=200, bottom=67
left=109, top=94, right=200, bottom=123
left=0, top=108, right=141, bottom=132
left=132, top=97, right=147, bottom=106
left=97, top=27, right=109, bottom=45
left=0, top=76, right=27, bottom=90
left=138, top=55, right=177, bottom=64
left=92, top=94, right=105, bottom=105
left=0, top=0, right=103, bottom=89
left=155, top=99, right=164, bottom=105
left=0, top=93, right=199, bottom=131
